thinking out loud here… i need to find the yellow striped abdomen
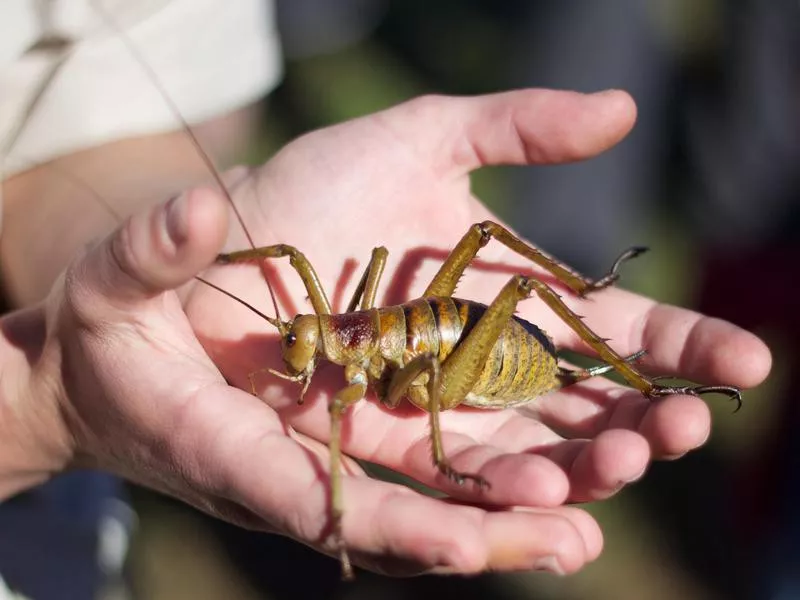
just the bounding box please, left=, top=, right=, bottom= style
left=376, top=297, right=560, bottom=409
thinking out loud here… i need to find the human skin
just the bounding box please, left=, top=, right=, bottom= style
left=0, top=89, right=772, bottom=576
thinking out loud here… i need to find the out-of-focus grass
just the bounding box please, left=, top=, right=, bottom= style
left=128, top=494, right=263, bottom=600
left=280, top=41, right=426, bottom=125
left=506, top=495, right=725, bottom=600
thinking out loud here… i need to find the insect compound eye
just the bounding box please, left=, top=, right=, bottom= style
left=285, top=332, right=297, bottom=348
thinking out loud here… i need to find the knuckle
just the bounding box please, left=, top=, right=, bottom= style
left=476, top=221, right=492, bottom=242
left=60, top=243, right=107, bottom=326
left=543, top=515, right=584, bottom=570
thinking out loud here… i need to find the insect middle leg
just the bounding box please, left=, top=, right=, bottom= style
left=382, top=276, right=558, bottom=488
left=382, top=354, right=488, bottom=488
left=346, top=246, right=388, bottom=312
left=424, top=220, right=646, bottom=298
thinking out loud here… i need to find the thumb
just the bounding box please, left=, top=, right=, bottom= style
left=68, top=187, right=229, bottom=311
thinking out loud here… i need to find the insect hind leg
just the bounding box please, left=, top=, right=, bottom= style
left=522, top=277, right=743, bottom=406
left=346, top=246, right=388, bottom=312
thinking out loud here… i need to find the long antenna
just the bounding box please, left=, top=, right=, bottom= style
left=195, top=276, right=283, bottom=329
left=89, top=1, right=284, bottom=326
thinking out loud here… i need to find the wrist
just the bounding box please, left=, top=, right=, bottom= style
left=0, top=305, right=74, bottom=498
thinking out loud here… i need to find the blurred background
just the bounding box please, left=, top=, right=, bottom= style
left=5, top=0, right=799, bottom=598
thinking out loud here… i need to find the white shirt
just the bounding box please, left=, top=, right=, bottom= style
left=0, top=0, right=282, bottom=178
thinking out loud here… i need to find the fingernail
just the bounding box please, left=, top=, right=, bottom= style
left=165, top=194, right=189, bottom=244
left=532, top=555, right=565, bottom=576
left=615, top=465, right=648, bottom=490
left=609, top=482, right=626, bottom=496
left=592, top=88, right=620, bottom=97
left=428, top=544, right=469, bottom=575
left=629, top=464, right=648, bottom=483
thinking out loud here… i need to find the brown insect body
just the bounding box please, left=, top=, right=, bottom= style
left=315, top=297, right=559, bottom=411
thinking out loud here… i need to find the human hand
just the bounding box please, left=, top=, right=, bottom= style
left=180, top=90, right=771, bottom=573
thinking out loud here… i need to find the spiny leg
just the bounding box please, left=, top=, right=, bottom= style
left=383, top=354, right=488, bottom=489
left=424, top=220, right=646, bottom=298
left=218, top=244, right=332, bottom=316
left=522, top=277, right=742, bottom=404
left=328, top=367, right=368, bottom=581
left=427, top=226, right=740, bottom=405
left=647, top=379, right=743, bottom=412
left=346, top=246, right=388, bottom=312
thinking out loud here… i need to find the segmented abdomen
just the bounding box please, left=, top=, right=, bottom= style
left=377, top=297, right=560, bottom=408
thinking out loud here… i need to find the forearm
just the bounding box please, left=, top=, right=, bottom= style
left=0, top=106, right=259, bottom=307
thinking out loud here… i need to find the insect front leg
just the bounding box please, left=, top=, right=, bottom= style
left=382, top=354, right=488, bottom=489
left=218, top=244, right=333, bottom=315
left=424, top=220, right=646, bottom=298
left=328, top=364, right=368, bottom=581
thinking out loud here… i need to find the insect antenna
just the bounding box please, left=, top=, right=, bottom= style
left=195, top=276, right=283, bottom=330
left=89, top=1, right=284, bottom=329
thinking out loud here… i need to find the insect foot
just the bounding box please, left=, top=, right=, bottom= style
left=438, top=462, right=491, bottom=491
left=581, top=245, right=650, bottom=297
left=648, top=383, right=743, bottom=413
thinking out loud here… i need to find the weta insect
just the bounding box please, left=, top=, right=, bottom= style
left=206, top=225, right=743, bottom=580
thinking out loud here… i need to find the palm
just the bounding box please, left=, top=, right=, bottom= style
left=179, top=91, right=770, bottom=573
